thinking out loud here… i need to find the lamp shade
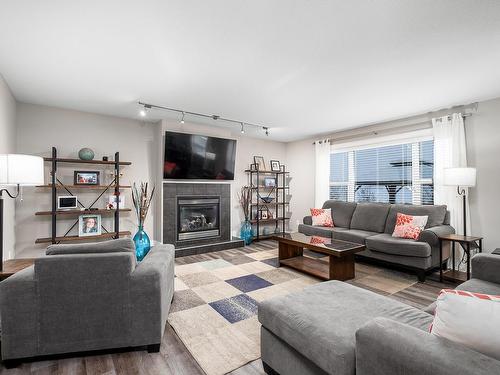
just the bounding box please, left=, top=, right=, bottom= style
left=0, top=154, right=44, bottom=186
left=444, top=167, right=476, bottom=187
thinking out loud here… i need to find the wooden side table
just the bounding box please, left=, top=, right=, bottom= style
left=438, top=234, right=483, bottom=282
left=0, top=258, right=35, bottom=281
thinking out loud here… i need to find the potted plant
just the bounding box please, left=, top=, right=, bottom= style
left=132, top=182, right=155, bottom=261
left=238, top=186, right=252, bottom=245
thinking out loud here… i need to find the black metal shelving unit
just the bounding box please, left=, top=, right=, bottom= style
left=245, top=164, right=290, bottom=241
left=35, top=147, right=132, bottom=244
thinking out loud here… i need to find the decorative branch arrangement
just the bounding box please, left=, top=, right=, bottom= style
left=132, top=182, right=155, bottom=228
left=238, top=186, right=252, bottom=221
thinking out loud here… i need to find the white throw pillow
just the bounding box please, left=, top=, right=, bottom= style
left=430, top=289, right=500, bottom=361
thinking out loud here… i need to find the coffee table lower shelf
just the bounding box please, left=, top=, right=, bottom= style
left=280, top=256, right=331, bottom=280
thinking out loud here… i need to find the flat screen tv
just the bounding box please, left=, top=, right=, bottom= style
left=164, top=131, right=237, bottom=180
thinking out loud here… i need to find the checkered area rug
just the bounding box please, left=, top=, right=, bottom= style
left=168, top=242, right=419, bottom=375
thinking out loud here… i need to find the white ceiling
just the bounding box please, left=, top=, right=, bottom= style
left=1, top=1, right=500, bottom=142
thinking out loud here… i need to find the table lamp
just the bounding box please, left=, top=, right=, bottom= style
left=444, top=167, right=476, bottom=236
left=0, top=154, right=44, bottom=271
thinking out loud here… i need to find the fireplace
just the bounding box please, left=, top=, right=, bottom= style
left=177, top=197, right=220, bottom=241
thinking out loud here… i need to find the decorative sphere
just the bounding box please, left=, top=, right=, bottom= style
left=78, top=148, right=95, bottom=161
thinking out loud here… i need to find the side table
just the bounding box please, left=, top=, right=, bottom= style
left=0, top=258, right=35, bottom=281
left=438, top=234, right=483, bottom=282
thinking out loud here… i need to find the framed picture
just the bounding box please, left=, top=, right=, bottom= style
left=78, top=214, right=102, bottom=237
left=74, top=171, right=100, bottom=185
left=108, top=194, right=125, bottom=209
left=261, top=210, right=268, bottom=220
left=270, top=160, right=281, bottom=171
left=264, top=177, right=276, bottom=187
left=253, top=156, right=266, bottom=171
left=57, top=195, right=78, bottom=210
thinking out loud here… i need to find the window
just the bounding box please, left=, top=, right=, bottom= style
left=329, top=139, right=434, bottom=205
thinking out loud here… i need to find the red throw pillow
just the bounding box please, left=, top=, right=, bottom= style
left=392, top=213, right=428, bottom=240
left=310, top=208, right=334, bottom=227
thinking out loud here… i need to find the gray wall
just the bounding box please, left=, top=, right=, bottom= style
left=0, top=75, right=17, bottom=260
left=465, top=97, right=500, bottom=251
left=15, top=103, right=158, bottom=258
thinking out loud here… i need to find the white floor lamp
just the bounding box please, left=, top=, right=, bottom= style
left=444, top=167, right=477, bottom=236
left=0, top=154, right=44, bottom=271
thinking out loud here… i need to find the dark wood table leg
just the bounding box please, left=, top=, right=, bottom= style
left=452, top=241, right=456, bottom=272
left=479, top=239, right=483, bottom=253
left=278, top=241, right=303, bottom=266
left=466, top=242, right=471, bottom=280
left=439, top=239, right=443, bottom=282
left=329, top=254, right=355, bottom=281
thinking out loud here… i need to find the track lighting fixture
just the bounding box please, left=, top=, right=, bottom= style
left=137, top=101, right=270, bottom=136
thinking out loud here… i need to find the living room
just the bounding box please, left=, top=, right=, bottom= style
left=1, top=2, right=500, bottom=374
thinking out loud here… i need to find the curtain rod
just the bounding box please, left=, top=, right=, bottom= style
left=312, top=112, right=473, bottom=145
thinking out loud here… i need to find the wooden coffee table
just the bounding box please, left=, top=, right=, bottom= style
left=272, top=232, right=365, bottom=281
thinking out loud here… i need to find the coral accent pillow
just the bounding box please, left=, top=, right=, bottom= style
left=392, top=213, right=428, bottom=240
left=430, top=289, right=500, bottom=361
left=310, top=208, right=334, bottom=227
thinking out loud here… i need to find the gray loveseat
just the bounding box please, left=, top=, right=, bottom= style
left=299, top=200, right=455, bottom=281
left=0, top=238, right=175, bottom=364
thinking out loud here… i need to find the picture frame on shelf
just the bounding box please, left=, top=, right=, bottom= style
left=264, top=177, right=276, bottom=187
left=108, top=194, right=125, bottom=209
left=270, top=160, right=281, bottom=171
left=261, top=210, right=268, bottom=219
left=78, top=214, right=102, bottom=237
left=253, top=156, right=266, bottom=171
left=57, top=196, right=78, bottom=210
left=74, top=171, right=100, bottom=185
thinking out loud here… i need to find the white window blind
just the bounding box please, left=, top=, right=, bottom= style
left=329, top=139, right=434, bottom=205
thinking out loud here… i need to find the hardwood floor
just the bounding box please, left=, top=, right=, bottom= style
left=0, top=240, right=453, bottom=375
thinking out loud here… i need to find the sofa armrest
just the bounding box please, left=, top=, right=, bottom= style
left=129, top=244, right=175, bottom=346
left=303, top=216, right=312, bottom=225
left=471, top=253, right=500, bottom=284
left=0, top=266, right=38, bottom=360
left=355, top=318, right=500, bottom=375
left=418, top=225, right=455, bottom=247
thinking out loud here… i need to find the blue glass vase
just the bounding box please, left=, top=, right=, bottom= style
left=133, top=226, right=151, bottom=261
left=240, top=220, right=253, bottom=245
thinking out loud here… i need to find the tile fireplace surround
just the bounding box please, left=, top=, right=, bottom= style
left=163, top=183, right=242, bottom=256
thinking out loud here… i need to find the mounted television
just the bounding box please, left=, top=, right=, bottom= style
left=164, top=131, right=237, bottom=180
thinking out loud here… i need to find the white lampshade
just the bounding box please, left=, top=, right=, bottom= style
left=444, top=167, right=476, bottom=187
left=0, top=154, right=44, bottom=186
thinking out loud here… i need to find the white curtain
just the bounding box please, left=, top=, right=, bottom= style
left=314, top=139, right=331, bottom=207
left=433, top=113, right=470, bottom=236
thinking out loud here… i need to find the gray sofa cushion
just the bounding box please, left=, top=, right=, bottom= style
left=258, top=281, right=433, bottom=375
left=334, top=229, right=379, bottom=244
left=46, top=238, right=135, bottom=256
left=384, top=204, right=448, bottom=234
left=365, top=233, right=432, bottom=258
left=321, top=200, right=357, bottom=228
left=298, top=224, right=348, bottom=238
left=350, top=203, right=390, bottom=233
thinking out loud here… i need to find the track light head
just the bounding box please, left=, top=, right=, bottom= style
left=240, top=122, right=245, bottom=134
left=264, top=127, right=269, bottom=136
left=139, top=104, right=151, bottom=118
left=180, top=112, right=185, bottom=124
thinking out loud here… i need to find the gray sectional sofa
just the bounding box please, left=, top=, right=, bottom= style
left=259, top=253, right=500, bottom=375
left=0, top=239, right=175, bottom=364
left=299, top=200, right=455, bottom=281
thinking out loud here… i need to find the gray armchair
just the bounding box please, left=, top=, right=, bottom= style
left=0, top=239, right=174, bottom=363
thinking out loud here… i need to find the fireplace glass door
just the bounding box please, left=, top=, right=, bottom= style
left=177, top=197, right=220, bottom=241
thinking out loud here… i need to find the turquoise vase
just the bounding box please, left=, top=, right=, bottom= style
left=133, top=226, right=151, bottom=261
left=240, top=220, right=253, bottom=245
